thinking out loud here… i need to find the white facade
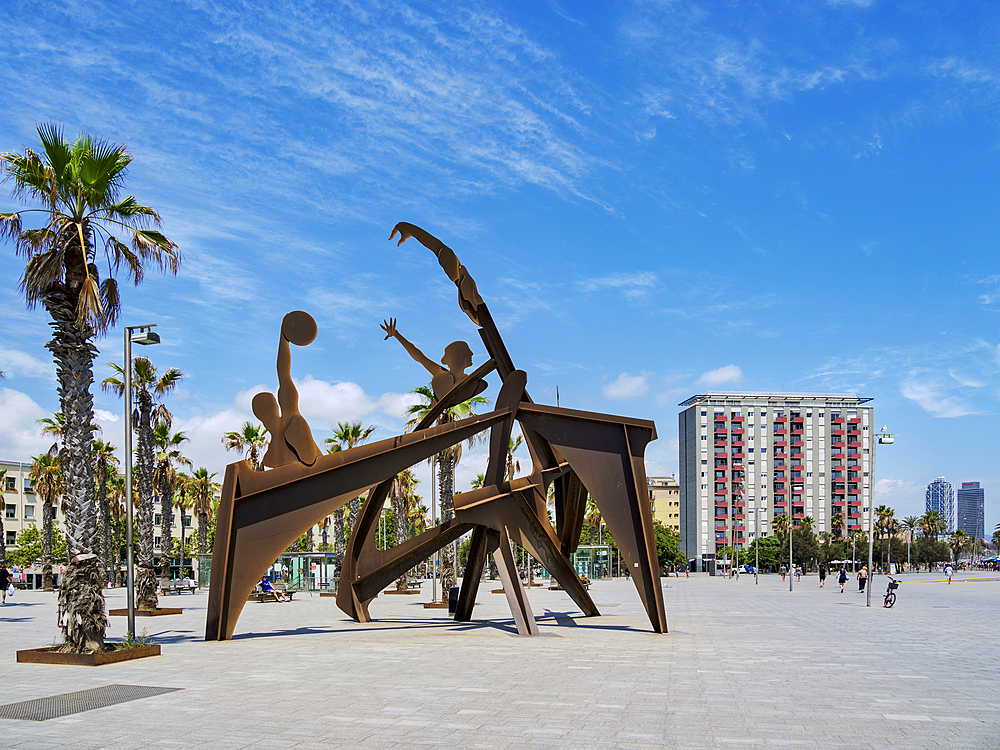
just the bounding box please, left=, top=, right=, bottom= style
left=679, top=393, right=875, bottom=567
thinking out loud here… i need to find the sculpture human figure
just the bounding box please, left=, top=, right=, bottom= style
left=390, top=223, right=483, bottom=326
left=252, top=311, right=322, bottom=468
left=380, top=317, right=485, bottom=403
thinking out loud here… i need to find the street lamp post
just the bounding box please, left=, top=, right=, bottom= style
left=431, top=455, right=437, bottom=604
left=866, top=426, right=894, bottom=607
left=123, top=324, right=160, bottom=640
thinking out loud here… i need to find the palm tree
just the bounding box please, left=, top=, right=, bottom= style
left=152, top=424, right=190, bottom=580
left=391, top=468, right=418, bottom=592
left=29, top=449, right=63, bottom=591
left=188, top=468, right=219, bottom=558
left=993, top=522, right=1000, bottom=549
left=772, top=512, right=790, bottom=540
left=831, top=512, right=845, bottom=541
left=875, top=505, right=895, bottom=573
left=406, top=383, right=489, bottom=598
left=37, top=411, right=66, bottom=441
left=2, top=123, right=179, bottom=652
left=325, top=421, right=377, bottom=573
left=103, top=356, right=183, bottom=610
left=920, top=510, right=946, bottom=541
left=222, top=421, right=268, bottom=471
left=949, top=529, right=969, bottom=563
left=900, top=515, right=919, bottom=572
left=91, top=439, right=119, bottom=585
left=107, top=473, right=126, bottom=586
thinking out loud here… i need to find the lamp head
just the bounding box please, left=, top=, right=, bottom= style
left=130, top=326, right=160, bottom=346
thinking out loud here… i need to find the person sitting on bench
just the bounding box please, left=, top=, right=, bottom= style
left=260, top=576, right=287, bottom=602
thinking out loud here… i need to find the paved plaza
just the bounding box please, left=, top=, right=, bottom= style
left=1, top=571, right=997, bottom=749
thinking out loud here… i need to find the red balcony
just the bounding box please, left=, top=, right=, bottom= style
left=715, top=440, right=727, bottom=447
left=832, top=429, right=845, bottom=436
left=774, top=488, right=787, bottom=495
left=850, top=512, right=862, bottom=519
left=832, top=417, right=845, bottom=423
left=731, top=416, right=744, bottom=422
left=731, top=428, right=745, bottom=435
left=774, top=441, right=788, bottom=448
left=736, top=525, right=745, bottom=532
left=833, top=441, right=845, bottom=448
left=791, top=477, right=805, bottom=484
left=732, top=463, right=744, bottom=472
left=774, top=500, right=787, bottom=507
left=792, top=429, right=804, bottom=435
left=716, top=514, right=727, bottom=520
left=848, top=418, right=861, bottom=424
left=735, top=513, right=746, bottom=519
left=793, top=513, right=804, bottom=519
left=773, top=451, right=788, bottom=459
left=732, top=440, right=745, bottom=447
left=775, top=416, right=787, bottom=422
left=716, top=489, right=727, bottom=496
left=831, top=453, right=845, bottom=459
left=848, top=430, right=861, bottom=436
left=773, top=428, right=787, bottom=435
left=790, top=464, right=804, bottom=471
left=731, top=452, right=745, bottom=459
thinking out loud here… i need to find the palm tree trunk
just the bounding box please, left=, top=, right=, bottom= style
left=438, top=451, right=456, bottom=594
left=97, top=474, right=111, bottom=586
left=198, top=511, right=208, bottom=556
left=134, top=391, right=158, bottom=610
left=0, top=510, right=5, bottom=570
left=333, top=508, right=345, bottom=576
left=159, top=472, right=173, bottom=580
left=43, top=498, right=54, bottom=591
left=114, top=515, right=124, bottom=587
left=305, top=527, right=314, bottom=552
left=45, top=294, right=106, bottom=651
left=392, top=483, right=410, bottom=592
left=348, top=498, right=360, bottom=539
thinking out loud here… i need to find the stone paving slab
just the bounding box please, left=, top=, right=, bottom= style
left=0, top=572, right=997, bottom=748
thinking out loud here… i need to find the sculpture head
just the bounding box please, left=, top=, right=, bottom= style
left=281, top=311, right=317, bottom=346
left=252, top=392, right=280, bottom=428
left=441, top=341, right=473, bottom=373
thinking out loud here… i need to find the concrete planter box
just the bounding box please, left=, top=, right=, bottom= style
left=16, top=644, right=161, bottom=666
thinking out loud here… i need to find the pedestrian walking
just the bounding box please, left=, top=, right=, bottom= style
left=945, top=563, right=954, bottom=585
left=857, top=565, right=868, bottom=593
left=819, top=563, right=827, bottom=588
left=838, top=566, right=847, bottom=593
left=780, top=564, right=787, bottom=582
left=0, top=566, right=11, bottom=604
left=794, top=565, right=802, bottom=582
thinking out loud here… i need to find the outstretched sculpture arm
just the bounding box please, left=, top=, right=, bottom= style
left=390, top=222, right=483, bottom=325
left=381, top=318, right=444, bottom=377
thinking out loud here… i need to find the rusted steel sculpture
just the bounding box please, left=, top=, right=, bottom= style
left=205, top=223, right=666, bottom=641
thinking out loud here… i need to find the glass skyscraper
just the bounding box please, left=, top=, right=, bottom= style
left=957, top=481, right=985, bottom=541
left=925, top=477, right=956, bottom=533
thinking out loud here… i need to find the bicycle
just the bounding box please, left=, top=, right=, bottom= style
left=883, top=577, right=900, bottom=608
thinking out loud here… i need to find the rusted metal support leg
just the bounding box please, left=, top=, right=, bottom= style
left=489, top=528, right=538, bottom=635
left=454, top=526, right=488, bottom=622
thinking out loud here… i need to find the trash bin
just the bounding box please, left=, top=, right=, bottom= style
left=448, top=586, right=460, bottom=614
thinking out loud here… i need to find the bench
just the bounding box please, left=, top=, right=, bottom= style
left=160, top=579, right=198, bottom=595
left=251, top=581, right=297, bottom=603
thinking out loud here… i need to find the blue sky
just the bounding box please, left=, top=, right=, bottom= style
left=1, top=0, right=999, bottom=535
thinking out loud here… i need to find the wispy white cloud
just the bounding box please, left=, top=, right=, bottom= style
left=900, top=378, right=978, bottom=418
left=603, top=372, right=649, bottom=400
left=698, top=364, right=743, bottom=386
left=0, top=348, right=54, bottom=380
left=0, top=388, right=51, bottom=459
left=577, top=272, right=658, bottom=301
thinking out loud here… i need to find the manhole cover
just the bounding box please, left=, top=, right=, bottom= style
left=0, top=684, right=181, bottom=721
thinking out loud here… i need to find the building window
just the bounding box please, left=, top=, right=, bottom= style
left=5, top=531, right=15, bottom=545
left=4, top=477, right=15, bottom=491
left=24, top=479, right=33, bottom=493
left=154, top=514, right=161, bottom=526
left=154, top=536, right=161, bottom=548
left=24, top=505, right=34, bottom=519
left=4, top=505, right=14, bottom=519
left=183, top=515, right=192, bottom=527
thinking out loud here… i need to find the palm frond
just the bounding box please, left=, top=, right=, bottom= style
left=99, top=277, right=121, bottom=328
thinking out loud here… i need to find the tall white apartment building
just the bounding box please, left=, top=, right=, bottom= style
left=679, top=393, right=875, bottom=570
